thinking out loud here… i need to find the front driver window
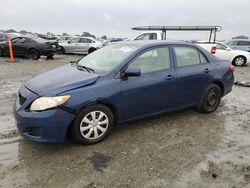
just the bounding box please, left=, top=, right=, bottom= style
left=135, top=33, right=150, bottom=40
left=128, top=47, right=170, bottom=74
left=12, top=38, right=25, bottom=44
left=70, top=38, right=80, bottom=43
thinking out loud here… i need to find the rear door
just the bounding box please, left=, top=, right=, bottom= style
left=237, top=41, right=250, bottom=52
left=121, top=46, right=176, bottom=120
left=172, top=45, right=213, bottom=107
left=79, top=38, right=93, bottom=53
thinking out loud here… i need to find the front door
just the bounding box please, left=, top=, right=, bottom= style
left=121, top=46, right=176, bottom=120
left=11, top=37, right=26, bottom=55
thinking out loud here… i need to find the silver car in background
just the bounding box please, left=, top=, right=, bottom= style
left=59, top=37, right=104, bottom=54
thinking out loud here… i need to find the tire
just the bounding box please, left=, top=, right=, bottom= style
left=60, top=46, right=65, bottom=54
left=47, top=54, right=54, bottom=59
left=232, top=56, right=246, bottom=66
left=197, top=84, right=222, bottom=113
left=71, top=104, right=114, bottom=144
left=29, top=49, right=40, bottom=60
left=88, top=48, right=96, bottom=54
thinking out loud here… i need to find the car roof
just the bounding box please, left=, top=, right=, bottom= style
left=74, top=36, right=96, bottom=40
left=228, top=39, right=250, bottom=41
left=113, top=40, right=195, bottom=48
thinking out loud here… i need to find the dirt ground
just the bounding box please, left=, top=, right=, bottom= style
left=0, top=55, right=250, bottom=188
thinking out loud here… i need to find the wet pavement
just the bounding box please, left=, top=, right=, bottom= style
left=0, top=55, right=250, bottom=188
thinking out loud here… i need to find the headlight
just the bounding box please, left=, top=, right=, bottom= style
left=30, top=95, right=70, bottom=111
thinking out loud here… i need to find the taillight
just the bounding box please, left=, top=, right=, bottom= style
left=211, top=46, right=216, bottom=54
left=230, top=65, right=235, bottom=72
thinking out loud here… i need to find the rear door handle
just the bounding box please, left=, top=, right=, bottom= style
left=204, top=68, right=211, bottom=73
left=165, top=75, right=174, bottom=80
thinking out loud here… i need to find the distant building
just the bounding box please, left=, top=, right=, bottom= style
left=232, top=35, right=249, bottom=40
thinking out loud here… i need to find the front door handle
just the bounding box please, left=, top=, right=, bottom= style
left=165, top=75, right=174, bottom=80
left=204, top=68, right=211, bottom=73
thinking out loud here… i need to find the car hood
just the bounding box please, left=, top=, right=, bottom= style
left=25, top=64, right=100, bottom=96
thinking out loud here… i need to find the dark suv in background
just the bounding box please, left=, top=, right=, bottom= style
left=225, top=40, right=250, bottom=52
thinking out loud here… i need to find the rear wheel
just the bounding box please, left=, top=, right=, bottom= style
left=88, top=48, right=96, bottom=54
left=232, top=56, right=246, bottom=66
left=71, top=104, right=114, bottom=144
left=29, top=49, right=40, bottom=60
left=197, top=84, right=222, bottom=113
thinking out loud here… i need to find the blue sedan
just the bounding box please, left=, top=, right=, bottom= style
left=14, top=41, right=234, bottom=144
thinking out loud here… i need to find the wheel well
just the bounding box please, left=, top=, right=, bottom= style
left=28, top=48, right=39, bottom=53
left=86, top=101, right=118, bottom=122
left=212, top=81, right=224, bottom=95
left=232, top=55, right=246, bottom=63
left=65, top=101, right=118, bottom=140
left=60, top=46, right=65, bottom=53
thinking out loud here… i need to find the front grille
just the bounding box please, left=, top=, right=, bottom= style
left=19, top=93, right=26, bottom=105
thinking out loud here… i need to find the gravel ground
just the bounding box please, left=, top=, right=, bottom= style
left=0, top=55, right=250, bottom=188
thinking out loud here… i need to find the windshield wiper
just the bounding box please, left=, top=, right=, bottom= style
left=76, top=63, right=95, bottom=73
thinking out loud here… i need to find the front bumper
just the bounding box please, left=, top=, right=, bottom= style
left=13, top=85, right=75, bottom=143
left=40, top=47, right=62, bottom=56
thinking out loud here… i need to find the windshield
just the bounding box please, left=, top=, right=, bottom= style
left=77, top=44, right=139, bottom=72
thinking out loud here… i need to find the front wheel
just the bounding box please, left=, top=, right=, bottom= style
left=232, top=56, right=246, bottom=66
left=29, top=49, right=40, bottom=60
left=197, top=84, right=222, bottom=113
left=71, top=104, right=114, bottom=144
left=47, top=54, right=54, bottom=59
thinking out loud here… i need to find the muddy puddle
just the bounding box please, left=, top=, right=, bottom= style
left=0, top=56, right=250, bottom=187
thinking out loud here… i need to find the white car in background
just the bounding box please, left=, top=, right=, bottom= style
left=59, top=37, right=104, bottom=55
left=214, top=42, right=250, bottom=66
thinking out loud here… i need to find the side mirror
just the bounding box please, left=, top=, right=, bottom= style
left=123, top=67, right=141, bottom=78
left=226, top=47, right=231, bottom=51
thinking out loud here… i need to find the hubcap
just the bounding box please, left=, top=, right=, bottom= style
left=207, top=89, right=217, bottom=106
left=235, top=57, right=244, bottom=65
left=80, top=111, right=109, bottom=140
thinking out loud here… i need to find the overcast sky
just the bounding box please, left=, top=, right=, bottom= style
left=0, top=0, right=249, bottom=40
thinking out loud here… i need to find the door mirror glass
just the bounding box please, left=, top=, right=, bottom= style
left=123, top=67, right=141, bottom=77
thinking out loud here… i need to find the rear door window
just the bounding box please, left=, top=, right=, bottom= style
left=238, top=41, right=250, bottom=46
left=80, top=38, right=93, bottom=43
left=174, top=46, right=207, bottom=67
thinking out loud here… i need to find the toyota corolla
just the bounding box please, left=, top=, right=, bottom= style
left=14, top=41, right=234, bottom=144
